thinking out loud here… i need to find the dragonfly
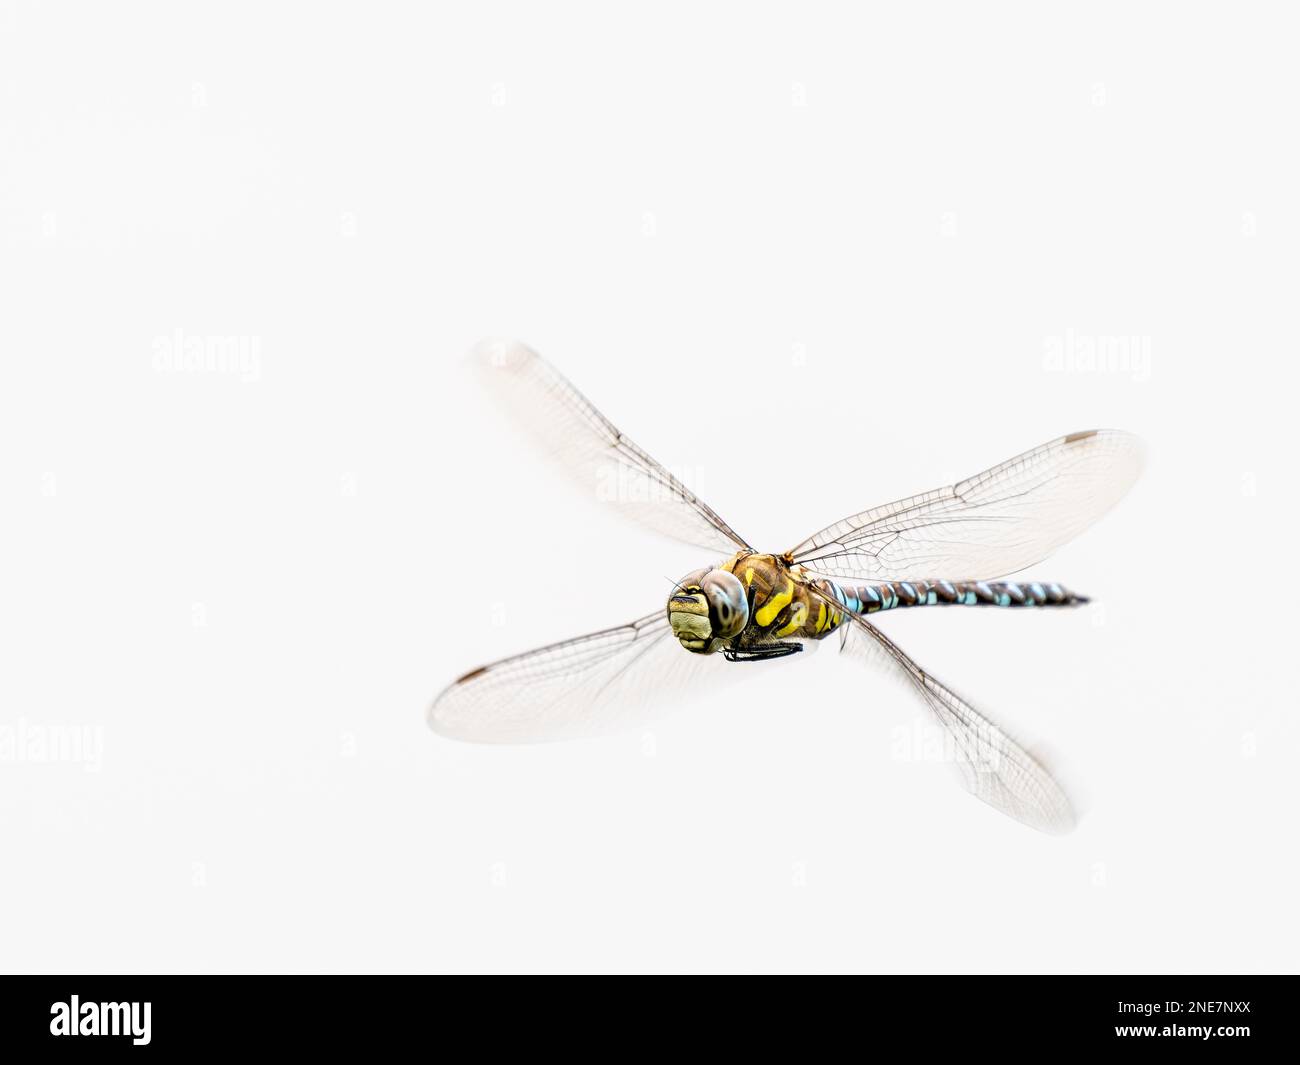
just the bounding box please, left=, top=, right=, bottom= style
left=430, top=340, right=1142, bottom=834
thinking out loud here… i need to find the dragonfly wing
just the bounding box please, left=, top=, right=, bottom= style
left=430, top=611, right=736, bottom=743
left=471, top=339, right=751, bottom=553
left=824, top=592, right=1076, bottom=834
left=789, top=429, right=1142, bottom=581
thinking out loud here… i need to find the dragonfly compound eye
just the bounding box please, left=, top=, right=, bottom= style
left=700, top=570, right=749, bottom=640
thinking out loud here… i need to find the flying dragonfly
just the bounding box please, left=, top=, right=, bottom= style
left=429, top=340, right=1142, bottom=834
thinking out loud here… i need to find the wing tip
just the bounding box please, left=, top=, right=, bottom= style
left=427, top=668, right=487, bottom=736
left=1024, top=738, right=1084, bottom=836
left=1062, top=427, right=1146, bottom=496
left=1038, top=805, right=1079, bottom=836
left=425, top=691, right=449, bottom=734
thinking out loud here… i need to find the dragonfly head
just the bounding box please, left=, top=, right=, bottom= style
left=667, top=568, right=750, bottom=653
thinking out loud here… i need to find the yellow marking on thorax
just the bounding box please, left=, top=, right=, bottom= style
left=754, top=579, right=794, bottom=627
left=744, top=567, right=755, bottom=588
left=813, top=601, right=827, bottom=634
left=773, top=602, right=807, bottom=638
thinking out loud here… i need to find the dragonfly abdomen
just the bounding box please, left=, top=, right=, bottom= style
left=837, top=579, right=1088, bottom=614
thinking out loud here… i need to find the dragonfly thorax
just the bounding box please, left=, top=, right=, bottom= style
left=667, top=567, right=749, bottom=654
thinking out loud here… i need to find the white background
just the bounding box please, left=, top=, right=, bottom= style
left=2, top=2, right=1296, bottom=974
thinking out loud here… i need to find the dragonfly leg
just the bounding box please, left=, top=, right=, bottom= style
left=723, top=642, right=803, bottom=663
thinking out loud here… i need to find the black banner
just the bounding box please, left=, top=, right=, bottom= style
left=1, top=975, right=1289, bottom=1053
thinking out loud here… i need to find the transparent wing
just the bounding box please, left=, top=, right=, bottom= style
left=833, top=603, right=1076, bottom=834
left=472, top=339, right=751, bottom=553
left=789, top=430, right=1142, bottom=581
left=430, top=611, right=736, bottom=743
